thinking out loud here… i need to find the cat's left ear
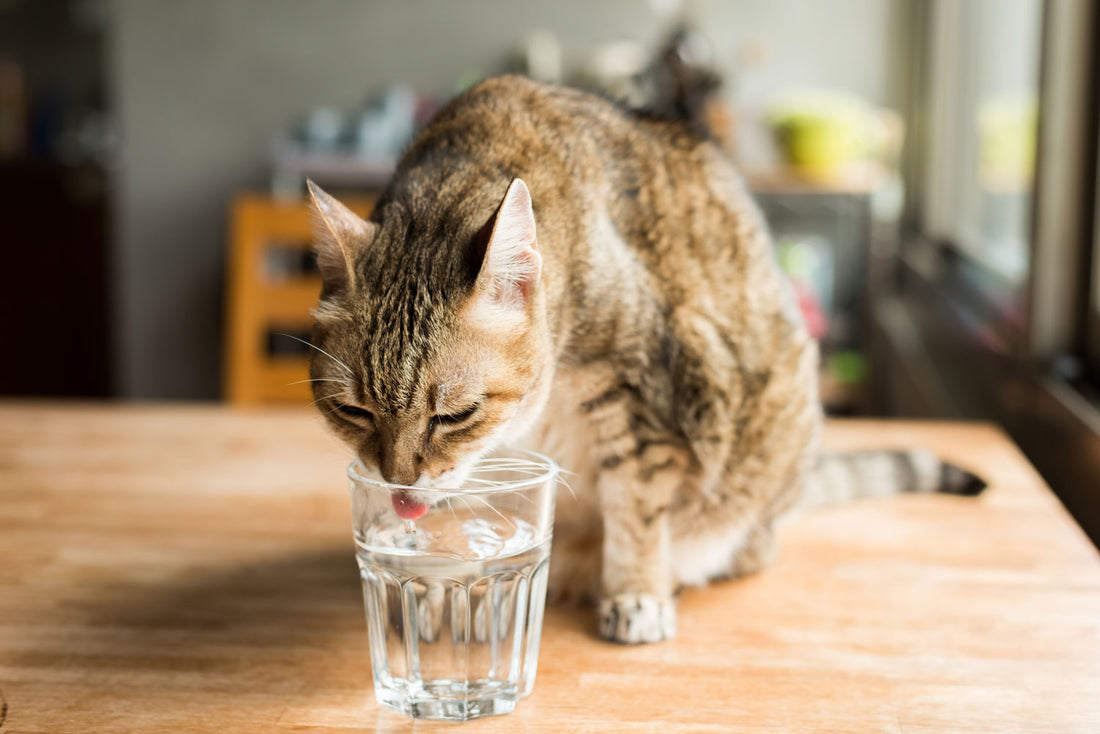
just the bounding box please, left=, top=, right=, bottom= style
left=306, top=179, right=377, bottom=294
left=476, top=178, right=542, bottom=310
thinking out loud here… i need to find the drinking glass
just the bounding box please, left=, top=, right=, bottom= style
left=347, top=450, right=558, bottom=720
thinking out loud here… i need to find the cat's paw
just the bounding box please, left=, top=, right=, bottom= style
left=598, top=593, right=676, bottom=644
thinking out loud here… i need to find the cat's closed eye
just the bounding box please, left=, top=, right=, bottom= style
left=337, top=404, right=374, bottom=423
left=433, top=404, right=479, bottom=427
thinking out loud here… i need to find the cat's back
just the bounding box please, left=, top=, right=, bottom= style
left=399, top=75, right=654, bottom=177
left=394, top=76, right=795, bottom=346
left=402, top=75, right=749, bottom=259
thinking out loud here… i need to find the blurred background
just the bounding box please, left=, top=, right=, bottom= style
left=1, top=0, right=1097, bottom=544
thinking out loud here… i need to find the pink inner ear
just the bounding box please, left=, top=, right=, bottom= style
left=498, top=248, right=541, bottom=304
left=306, top=179, right=376, bottom=292
left=480, top=179, right=541, bottom=308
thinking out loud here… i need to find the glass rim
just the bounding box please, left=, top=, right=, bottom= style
left=346, top=448, right=559, bottom=495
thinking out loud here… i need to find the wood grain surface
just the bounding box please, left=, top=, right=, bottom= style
left=1, top=403, right=1098, bottom=733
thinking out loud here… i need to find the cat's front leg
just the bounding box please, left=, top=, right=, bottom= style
left=585, top=387, right=686, bottom=644
left=597, top=453, right=683, bottom=643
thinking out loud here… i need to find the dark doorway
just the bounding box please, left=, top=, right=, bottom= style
left=0, top=0, right=114, bottom=397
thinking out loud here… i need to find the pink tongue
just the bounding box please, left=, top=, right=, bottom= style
left=392, top=492, right=429, bottom=520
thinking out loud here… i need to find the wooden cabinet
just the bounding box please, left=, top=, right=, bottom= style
left=223, top=193, right=374, bottom=404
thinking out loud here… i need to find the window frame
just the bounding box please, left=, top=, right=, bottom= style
left=1086, top=41, right=1100, bottom=385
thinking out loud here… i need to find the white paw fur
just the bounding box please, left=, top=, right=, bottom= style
left=598, top=593, right=676, bottom=644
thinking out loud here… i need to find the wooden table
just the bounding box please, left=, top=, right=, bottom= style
left=2, top=404, right=1099, bottom=733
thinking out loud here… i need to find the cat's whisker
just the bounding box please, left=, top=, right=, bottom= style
left=276, top=333, right=354, bottom=376
left=458, top=492, right=516, bottom=528
left=287, top=377, right=349, bottom=387
left=551, top=469, right=579, bottom=499
left=319, top=401, right=354, bottom=418
left=313, top=394, right=339, bottom=408
left=464, top=458, right=575, bottom=498
left=478, top=458, right=570, bottom=473
left=461, top=478, right=501, bottom=487
left=472, top=467, right=557, bottom=479
left=311, top=386, right=353, bottom=409
left=471, top=460, right=554, bottom=472
left=443, top=495, right=460, bottom=524
left=451, top=495, right=480, bottom=524
left=498, top=492, right=535, bottom=505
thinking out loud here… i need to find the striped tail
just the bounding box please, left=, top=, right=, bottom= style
left=799, top=449, right=987, bottom=510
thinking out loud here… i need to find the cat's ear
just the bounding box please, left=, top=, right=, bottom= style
left=306, top=179, right=377, bottom=293
left=475, top=178, right=542, bottom=310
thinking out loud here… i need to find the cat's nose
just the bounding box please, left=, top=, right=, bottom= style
left=380, top=452, right=425, bottom=487
left=381, top=467, right=419, bottom=486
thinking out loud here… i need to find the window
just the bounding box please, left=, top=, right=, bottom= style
left=921, top=0, right=1043, bottom=288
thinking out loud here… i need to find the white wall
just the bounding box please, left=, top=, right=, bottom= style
left=108, top=0, right=905, bottom=398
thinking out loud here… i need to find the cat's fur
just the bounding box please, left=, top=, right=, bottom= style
left=306, top=76, right=983, bottom=644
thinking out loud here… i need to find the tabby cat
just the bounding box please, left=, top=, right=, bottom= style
left=306, top=76, right=984, bottom=644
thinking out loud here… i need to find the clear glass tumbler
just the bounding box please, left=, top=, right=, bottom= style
left=347, top=450, right=558, bottom=721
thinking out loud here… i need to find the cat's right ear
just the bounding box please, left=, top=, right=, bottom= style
left=306, top=179, right=377, bottom=294
left=474, top=178, right=541, bottom=312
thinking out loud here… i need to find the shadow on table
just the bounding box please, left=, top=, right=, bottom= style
left=17, top=547, right=365, bottom=679
left=17, top=545, right=592, bottom=683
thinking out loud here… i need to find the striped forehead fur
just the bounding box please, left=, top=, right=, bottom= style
left=346, top=179, right=500, bottom=411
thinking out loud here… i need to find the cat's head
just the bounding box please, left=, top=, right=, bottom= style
left=305, top=178, right=553, bottom=490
